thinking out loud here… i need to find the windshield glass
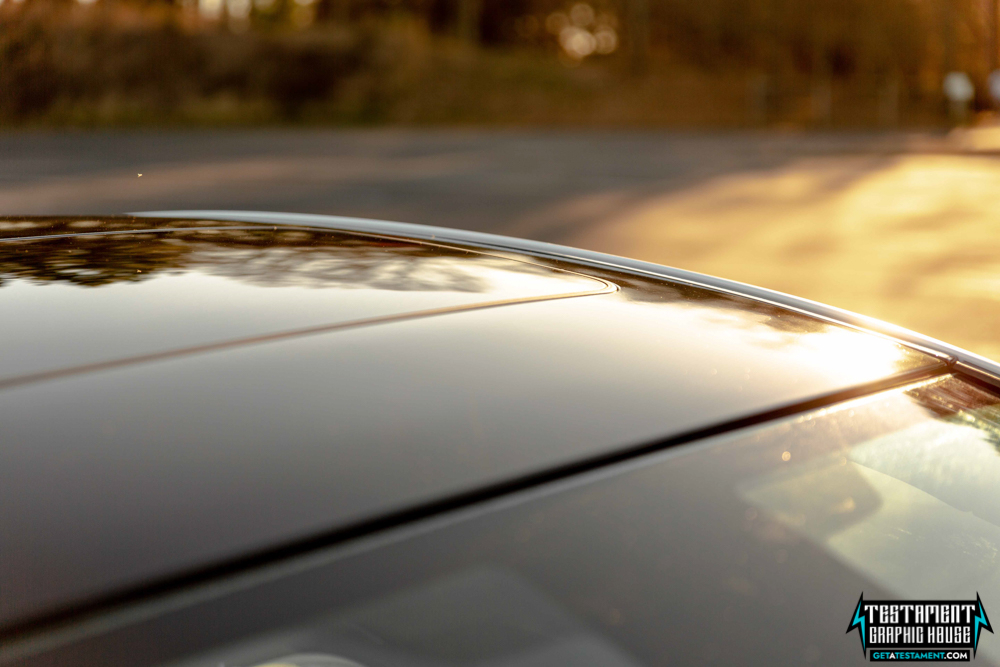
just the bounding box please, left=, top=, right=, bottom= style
left=38, top=373, right=1000, bottom=667
left=742, top=375, right=1000, bottom=609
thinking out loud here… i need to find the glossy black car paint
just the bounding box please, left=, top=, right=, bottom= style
left=1, top=214, right=996, bottom=666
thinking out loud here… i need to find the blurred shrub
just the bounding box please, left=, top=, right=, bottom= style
left=0, top=1, right=367, bottom=122
left=0, top=2, right=601, bottom=125
left=0, top=0, right=983, bottom=126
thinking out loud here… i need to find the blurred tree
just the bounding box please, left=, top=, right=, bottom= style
left=626, top=0, right=649, bottom=72
left=456, top=0, right=482, bottom=42
left=990, top=0, right=999, bottom=72
left=332, top=0, right=350, bottom=21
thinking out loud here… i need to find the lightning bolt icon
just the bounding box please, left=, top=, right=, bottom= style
left=974, top=593, right=993, bottom=657
left=847, top=593, right=867, bottom=656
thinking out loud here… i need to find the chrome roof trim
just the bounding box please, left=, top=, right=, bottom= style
left=135, top=210, right=1000, bottom=385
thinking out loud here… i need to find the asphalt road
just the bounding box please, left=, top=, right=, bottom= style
left=4, top=128, right=1000, bottom=361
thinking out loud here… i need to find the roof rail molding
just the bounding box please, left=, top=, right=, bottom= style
left=134, top=210, right=1000, bottom=384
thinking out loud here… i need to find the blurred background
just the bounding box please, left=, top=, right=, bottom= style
left=4, top=0, right=1000, bottom=359
left=6, top=0, right=1000, bottom=125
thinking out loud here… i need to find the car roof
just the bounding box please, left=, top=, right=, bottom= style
left=0, top=215, right=948, bottom=633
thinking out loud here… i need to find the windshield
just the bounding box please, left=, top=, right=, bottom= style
left=742, top=375, right=1000, bottom=608
left=35, top=373, right=1000, bottom=667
